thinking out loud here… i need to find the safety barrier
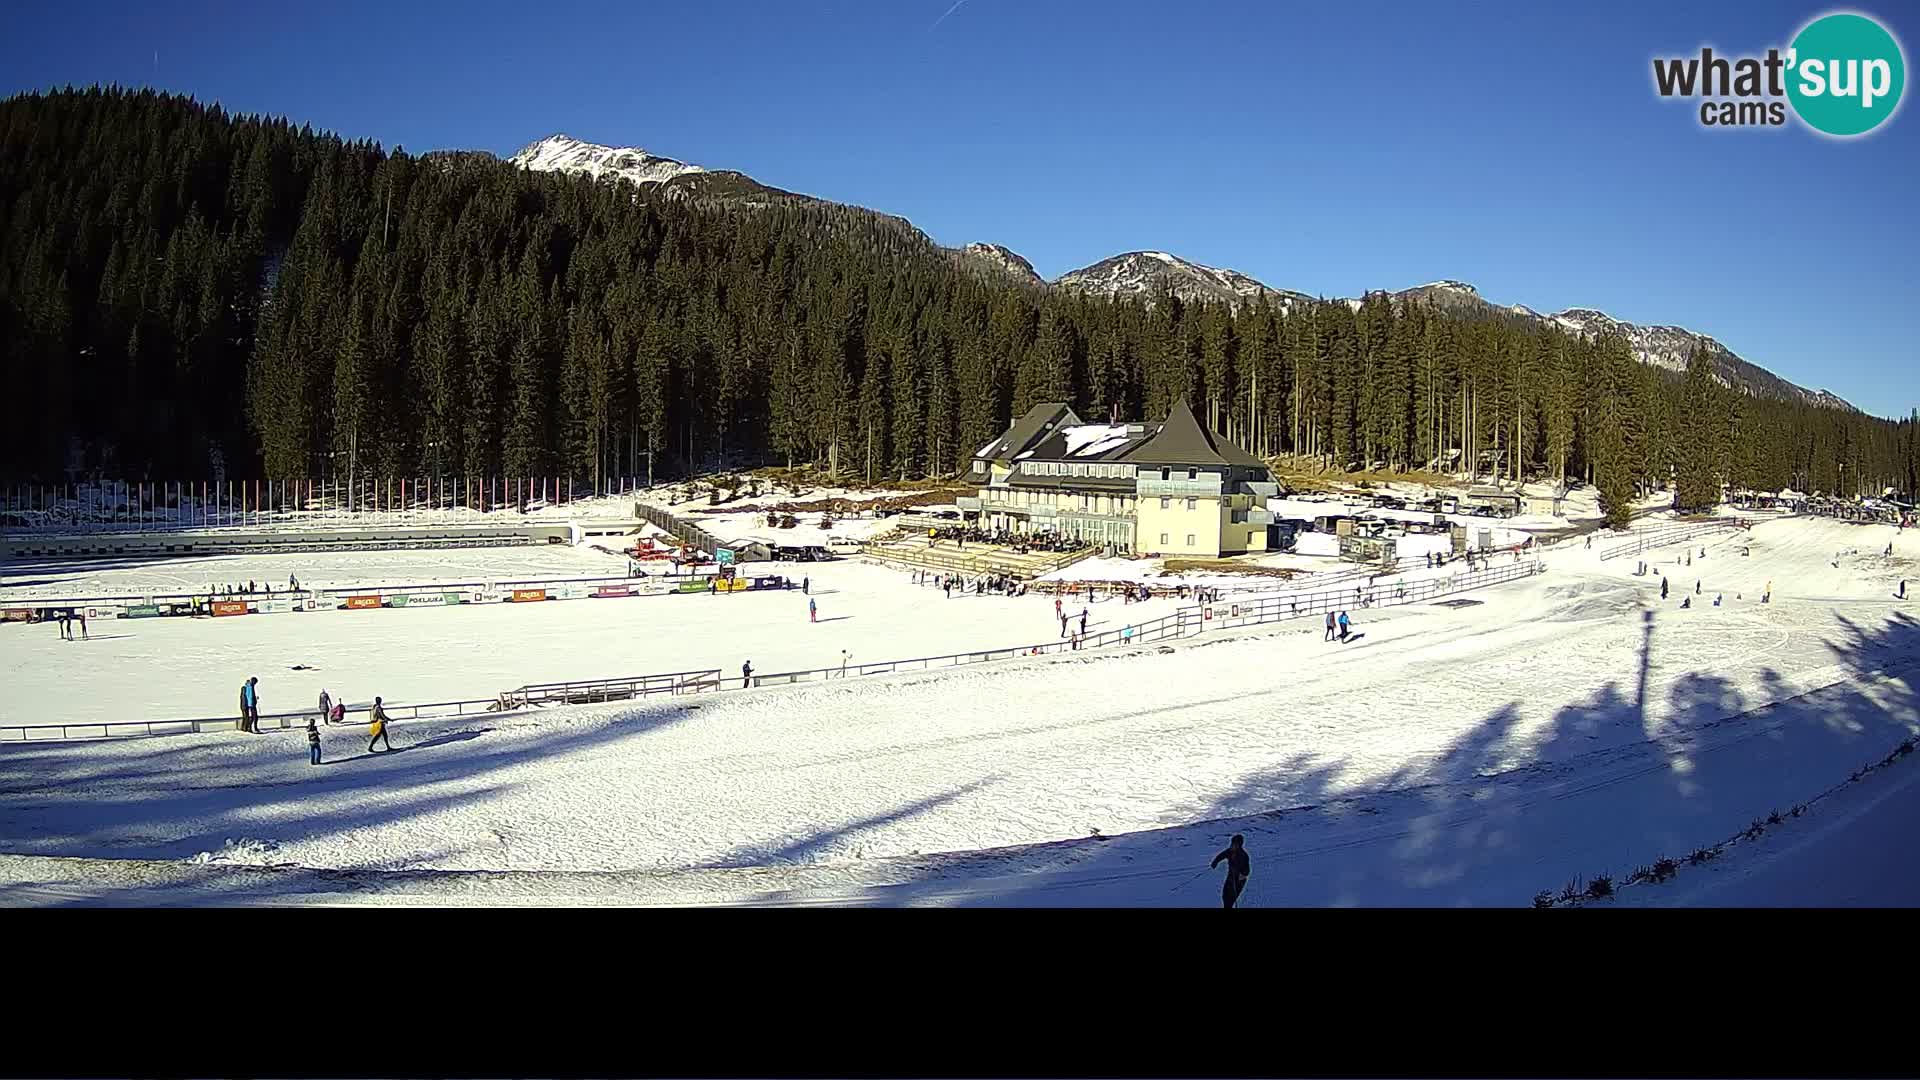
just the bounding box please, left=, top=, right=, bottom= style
left=0, top=696, right=506, bottom=743
left=495, top=669, right=724, bottom=708
left=1597, top=518, right=1748, bottom=562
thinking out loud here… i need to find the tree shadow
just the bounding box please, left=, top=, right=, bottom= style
left=791, top=608, right=1920, bottom=907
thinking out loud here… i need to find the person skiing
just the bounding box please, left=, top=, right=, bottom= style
left=1661, top=577, right=1670, bottom=600
left=1695, top=579, right=1702, bottom=595
left=809, top=597, right=818, bottom=623
left=318, top=688, right=333, bottom=725
left=1337, top=610, right=1351, bottom=641
left=1210, top=833, right=1251, bottom=909
left=742, top=660, right=754, bottom=689
left=1714, top=593, right=1723, bottom=607
left=1325, top=611, right=1337, bottom=641
left=239, top=676, right=260, bottom=733
left=367, top=697, right=393, bottom=753
left=307, top=717, right=322, bottom=766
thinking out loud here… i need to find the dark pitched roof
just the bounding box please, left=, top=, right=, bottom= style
left=1021, top=422, right=1160, bottom=463
left=976, top=402, right=1080, bottom=461
left=1125, top=399, right=1268, bottom=469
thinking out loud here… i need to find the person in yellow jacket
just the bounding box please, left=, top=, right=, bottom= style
left=367, top=696, right=394, bottom=753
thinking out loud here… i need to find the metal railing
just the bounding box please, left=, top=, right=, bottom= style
left=496, top=669, right=723, bottom=708
left=1597, top=518, right=1747, bottom=562
left=0, top=696, right=506, bottom=743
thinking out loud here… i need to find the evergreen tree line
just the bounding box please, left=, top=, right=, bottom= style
left=5, top=88, right=1916, bottom=525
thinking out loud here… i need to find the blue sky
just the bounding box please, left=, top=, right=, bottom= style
left=5, top=0, right=1916, bottom=417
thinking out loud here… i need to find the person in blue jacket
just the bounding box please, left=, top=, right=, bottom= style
left=239, top=676, right=260, bottom=733
left=1337, top=611, right=1351, bottom=641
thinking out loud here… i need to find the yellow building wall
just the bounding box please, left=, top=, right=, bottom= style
left=1136, top=496, right=1226, bottom=556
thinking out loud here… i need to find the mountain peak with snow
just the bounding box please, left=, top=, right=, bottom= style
left=509, top=133, right=707, bottom=187
left=1053, top=250, right=1309, bottom=309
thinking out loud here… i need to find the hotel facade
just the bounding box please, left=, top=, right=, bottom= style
left=958, top=400, right=1279, bottom=558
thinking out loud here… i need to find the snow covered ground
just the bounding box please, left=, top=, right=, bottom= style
left=3, top=513, right=1916, bottom=905
left=0, top=554, right=1194, bottom=726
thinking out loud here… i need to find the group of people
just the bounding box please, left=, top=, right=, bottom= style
left=1322, top=609, right=1355, bottom=642
left=47, top=608, right=88, bottom=640
left=237, top=677, right=394, bottom=761
left=209, top=573, right=300, bottom=600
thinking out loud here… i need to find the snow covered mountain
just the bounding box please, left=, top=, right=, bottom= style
left=1053, top=251, right=1311, bottom=309
left=957, top=242, right=1045, bottom=287
left=509, top=134, right=706, bottom=186
left=499, top=134, right=1850, bottom=413
left=1381, top=281, right=1852, bottom=411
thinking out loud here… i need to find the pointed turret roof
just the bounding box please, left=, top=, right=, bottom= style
left=1126, top=399, right=1268, bottom=469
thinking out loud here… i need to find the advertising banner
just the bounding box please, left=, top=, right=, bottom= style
left=717, top=577, right=751, bottom=592
left=676, top=579, right=711, bottom=594
left=592, top=584, right=633, bottom=598
left=212, top=600, right=249, bottom=617
left=345, top=595, right=383, bottom=610
left=258, top=599, right=298, bottom=613
left=125, top=605, right=163, bottom=618
left=511, top=588, right=548, bottom=602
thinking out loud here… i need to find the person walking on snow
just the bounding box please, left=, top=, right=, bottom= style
left=1211, top=833, right=1251, bottom=909
left=944, top=579, right=953, bottom=599
left=239, top=677, right=260, bottom=733
left=1055, top=597, right=1063, bottom=620
left=802, top=575, right=809, bottom=595
left=1695, top=579, right=1702, bottom=595
left=307, top=717, right=322, bottom=766
left=1661, top=577, right=1670, bottom=600
left=1079, top=609, right=1088, bottom=636
left=318, top=688, right=332, bottom=726
left=809, top=597, right=817, bottom=623
left=1060, top=612, right=1070, bottom=638
left=367, top=697, right=393, bottom=753
left=1325, top=611, right=1337, bottom=641
left=1337, top=611, right=1351, bottom=642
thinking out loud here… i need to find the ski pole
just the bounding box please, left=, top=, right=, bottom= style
left=1171, top=866, right=1213, bottom=893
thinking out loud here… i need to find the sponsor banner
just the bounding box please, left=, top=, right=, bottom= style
left=211, top=600, right=249, bottom=617
left=258, top=599, right=299, bottom=614
left=345, top=595, right=383, bottom=610
left=1, top=608, right=33, bottom=622
left=124, top=605, right=163, bottom=618
left=717, top=577, right=752, bottom=592
left=511, top=588, right=548, bottom=603
left=676, top=579, right=711, bottom=594
left=715, top=548, right=735, bottom=566
left=593, top=584, right=633, bottom=598
left=632, top=580, right=672, bottom=596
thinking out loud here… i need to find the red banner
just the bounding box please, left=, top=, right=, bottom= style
left=211, top=600, right=249, bottom=617
left=592, top=585, right=632, bottom=598
left=511, top=588, right=548, bottom=603
left=345, top=595, right=383, bottom=610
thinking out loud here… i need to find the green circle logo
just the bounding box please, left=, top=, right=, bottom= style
left=1787, top=12, right=1906, bottom=136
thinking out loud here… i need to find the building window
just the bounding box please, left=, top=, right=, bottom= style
left=1186, top=497, right=1197, bottom=511
left=1159, top=532, right=1169, bottom=545
left=1161, top=467, right=1170, bottom=480
left=1160, top=497, right=1170, bottom=509
left=1186, top=533, right=1196, bottom=546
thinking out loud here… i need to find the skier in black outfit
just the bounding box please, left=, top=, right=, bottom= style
left=1661, top=577, right=1670, bottom=600
left=1211, top=834, right=1251, bottom=909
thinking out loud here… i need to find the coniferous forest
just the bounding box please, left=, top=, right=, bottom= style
left=4, top=88, right=1916, bottom=522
